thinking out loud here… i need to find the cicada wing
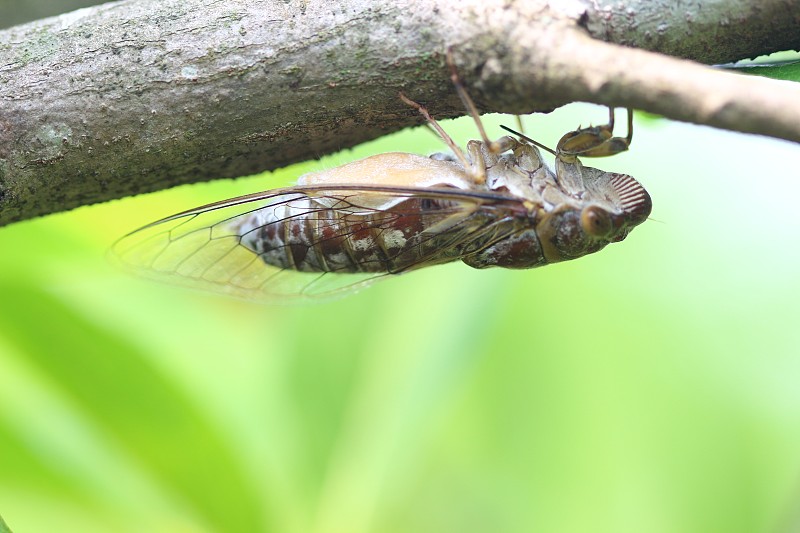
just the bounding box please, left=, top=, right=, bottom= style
left=111, top=191, right=387, bottom=301
left=111, top=185, right=511, bottom=302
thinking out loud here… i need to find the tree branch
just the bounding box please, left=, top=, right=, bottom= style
left=581, top=0, right=800, bottom=64
left=1, top=0, right=799, bottom=225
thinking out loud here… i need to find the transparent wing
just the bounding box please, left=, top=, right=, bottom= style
left=110, top=185, right=517, bottom=302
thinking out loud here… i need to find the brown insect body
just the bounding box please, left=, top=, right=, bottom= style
left=229, top=134, right=650, bottom=275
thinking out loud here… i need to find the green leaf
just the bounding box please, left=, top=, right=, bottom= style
left=726, top=59, right=800, bottom=82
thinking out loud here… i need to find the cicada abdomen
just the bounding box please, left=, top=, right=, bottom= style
left=233, top=192, right=483, bottom=274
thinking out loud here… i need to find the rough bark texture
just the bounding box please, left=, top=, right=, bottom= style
left=0, top=0, right=799, bottom=225
left=582, top=0, right=800, bottom=63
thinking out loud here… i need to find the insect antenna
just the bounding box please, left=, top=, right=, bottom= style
left=499, top=125, right=559, bottom=157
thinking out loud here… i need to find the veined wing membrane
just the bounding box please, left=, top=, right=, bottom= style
left=110, top=185, right=518, bottom=302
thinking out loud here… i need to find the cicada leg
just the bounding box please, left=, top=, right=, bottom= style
left=445, top=48, right=540, bottom=181
left=399, top=92, right=467, bottom=161
left=400, top=49, right=527, bottom=186
left=445, top=48, right=501, bottom=155
left=399, top=92, right=488, bottom=184
left=556, top=108, right=633, bottom=161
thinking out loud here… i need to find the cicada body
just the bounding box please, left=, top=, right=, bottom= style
left=112, top=141, right=650, bottom=301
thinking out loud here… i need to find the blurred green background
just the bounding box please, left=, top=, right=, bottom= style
left=2, top=103, right=800, bottom=533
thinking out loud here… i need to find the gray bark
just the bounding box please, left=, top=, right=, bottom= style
left=1, top=0, right=799, bottom=225
left=582, top=0, right=800, bottom=64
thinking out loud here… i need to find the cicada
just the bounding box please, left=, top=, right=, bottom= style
left=112, top=57, right=651, bottom=302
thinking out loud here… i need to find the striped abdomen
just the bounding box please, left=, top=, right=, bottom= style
left=235, top=193, right=494, bottom=274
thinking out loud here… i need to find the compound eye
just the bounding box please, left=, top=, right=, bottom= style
left=581, top=206, right=613, bottom=237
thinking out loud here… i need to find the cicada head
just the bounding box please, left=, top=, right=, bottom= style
left=537, top=160, right=651, bottom=262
